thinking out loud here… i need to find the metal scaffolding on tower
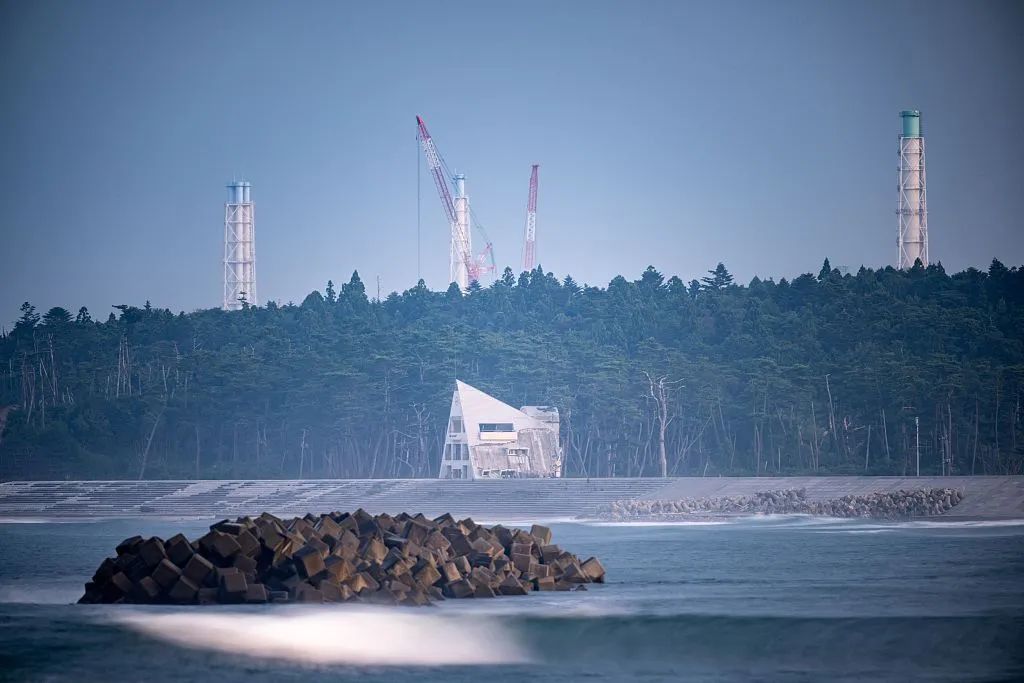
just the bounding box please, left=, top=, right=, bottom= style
left=223, top=181, right=256, bottom=310
left=898, top=110, right=929, bottom=269
left=522, top=165, right=539, bottom=271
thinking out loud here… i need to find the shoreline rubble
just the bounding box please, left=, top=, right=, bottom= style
left=595, top=488, right=963, bottom=521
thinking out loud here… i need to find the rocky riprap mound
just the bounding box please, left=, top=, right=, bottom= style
left=596, top=488, right=963, bottom=520
left=79, top=510, right=604, bottom=606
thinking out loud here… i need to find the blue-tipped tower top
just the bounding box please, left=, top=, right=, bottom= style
left=227, top=180, right=251, bottom=203
left=900, top=110, right=921, bottom=138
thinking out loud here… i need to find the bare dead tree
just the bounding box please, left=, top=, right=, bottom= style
left=643, top=371, right=684, bottom=477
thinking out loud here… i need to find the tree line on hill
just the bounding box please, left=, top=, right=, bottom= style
left=1, top=259, right=1022, bottom=480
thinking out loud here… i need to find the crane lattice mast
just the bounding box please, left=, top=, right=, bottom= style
left=522, top=165, right=539, bottom=271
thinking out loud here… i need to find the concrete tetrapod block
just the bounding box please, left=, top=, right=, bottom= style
left=211, top=520, right=245, bottom=535
left=131, top=576, right=162, bottom=602
left=324, top=556, right=354, bottom=583
left=294, top=546, right=326, bottom=579
left=530, top=525, right=553, bottom=546
left=210, top=566, right=240, bottom=589
left=292, top=583, right=323, bottom=603
left=473, top=583, right=497, bottom=598
left=446, top=579, right=474, bottom=599
left=561, top=563, right=589, bottom=584
left=441, top=562, right=462, bottom=583
left=511, top=542, right=534, bottom=558
left=259, top=525, right=287, bottom=553
left=449, top=556, right=470, bottom=575
left=151, top=558, right=183, bottom=590
left=235, top=530, right=261, bottom=559
left=534, top=576, right=556, bottom=591
left=581, top=557, right=606, bottom=583
left=244, top=583, right=269, bottom=604
left=498, top=574, right=529, bottom=596
left=218, top=571, right=247, bottom=603
left=103, top=572, right=135, bottom=601
left=314, top=515, right=343, bottom=544
left=137, top=537, right=167, bottom=568
left=443, top=530, right=473, bottom=557
left=165, top=534, right=194, bottom=568
left=345, top=574, right=369, bottom=594
left=168, top=576, right=200, bottom=604
left=233, top=554, right=258, bottom=578
left=414, top=563, right=442, bottom=589
left=320, top=581, right=345, bottom=603
left=540, top=545, right=562, bottom=564
left=92, top=558, right=117, bottom=584
left=511, top=553, right=533, bottom=573
left=360, top=538, right=387, bottom=564
left=199, top=531, right=241, bottom=564
left=116, top=536, right=144, bottom=556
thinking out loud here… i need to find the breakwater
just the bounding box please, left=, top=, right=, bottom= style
left=79, top=509, right=604, bottom=606
left=596, top=488, right=963, bottom=520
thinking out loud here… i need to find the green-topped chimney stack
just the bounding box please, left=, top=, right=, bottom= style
left=897, top=110, right=928, bottom=268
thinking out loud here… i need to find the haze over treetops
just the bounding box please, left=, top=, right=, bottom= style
left=1, top=259, right=1022, bottom=480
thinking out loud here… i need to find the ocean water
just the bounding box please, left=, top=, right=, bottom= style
left=1, top=515, right=1023, bottom=682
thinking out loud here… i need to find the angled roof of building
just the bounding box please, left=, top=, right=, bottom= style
left=454, top=380, right=550, bottom=447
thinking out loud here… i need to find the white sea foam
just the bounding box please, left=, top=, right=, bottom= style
left=896, top=518, right=1024, bottom=529
left=110, top=608, right=531, bottom=666
left=0, top=582, right=82, bottom=604
left=473, top=516, right=581, bottom=526
left=0, top=517, right=103, bottom=524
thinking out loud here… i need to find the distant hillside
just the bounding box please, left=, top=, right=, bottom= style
left=1, top=259, right=1022, bottom=480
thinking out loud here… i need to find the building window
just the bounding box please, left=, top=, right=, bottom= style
left=462, top=465, right=469, bottom=479
left=450, top=417, right=464, bottom=433
left=507, top=447, right=528, bottom=456
left=479, top=423, right=514, bottom=432
left=444, top=444, right=451, bottom=461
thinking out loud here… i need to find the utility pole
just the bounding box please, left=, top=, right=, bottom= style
left=915, top=416, right=920, bottom=476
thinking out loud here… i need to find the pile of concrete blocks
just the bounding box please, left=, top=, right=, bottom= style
left=597, top=488, right=963, bottom=520
left=78, top=509, right=605, bottom=606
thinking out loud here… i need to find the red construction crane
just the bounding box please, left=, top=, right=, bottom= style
left=415, top=115, right=493, bottom=286
left=522, top=164, right=539, bottom=271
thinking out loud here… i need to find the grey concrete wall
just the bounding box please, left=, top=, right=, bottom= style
left=0, top=476, right=1021, bottom=520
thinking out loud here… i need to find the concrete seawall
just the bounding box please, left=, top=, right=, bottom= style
left=1, top=476, right=1021, bottom=520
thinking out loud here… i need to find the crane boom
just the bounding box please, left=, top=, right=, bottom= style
left=523, top=164, right=539, bottom=271
left=416, top=116, right=457, bottom=229
left=416, top=115, right=486, bottom=287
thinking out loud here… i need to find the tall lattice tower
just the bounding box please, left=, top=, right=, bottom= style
left=223, top=180, right=256, bottom=310
left=897, top=110, right=928, bottom=269
left=451, top=173, right=472, bottom=290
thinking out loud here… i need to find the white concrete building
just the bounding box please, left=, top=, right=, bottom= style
left=438, top=381, right=562, bottom=480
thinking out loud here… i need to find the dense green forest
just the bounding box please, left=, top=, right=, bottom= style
left=1, top=259, right=1022, bottom=480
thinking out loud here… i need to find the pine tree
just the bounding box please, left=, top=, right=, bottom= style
left=701, top=263, right=733, bottom=290
left=14, top=302, right=39, bottom=334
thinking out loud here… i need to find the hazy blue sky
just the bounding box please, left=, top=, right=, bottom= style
left=1, top=0, right=1022, bottom=324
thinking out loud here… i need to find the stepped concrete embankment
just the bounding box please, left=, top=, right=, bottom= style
left=1, top=476, right=1021, bottom=520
